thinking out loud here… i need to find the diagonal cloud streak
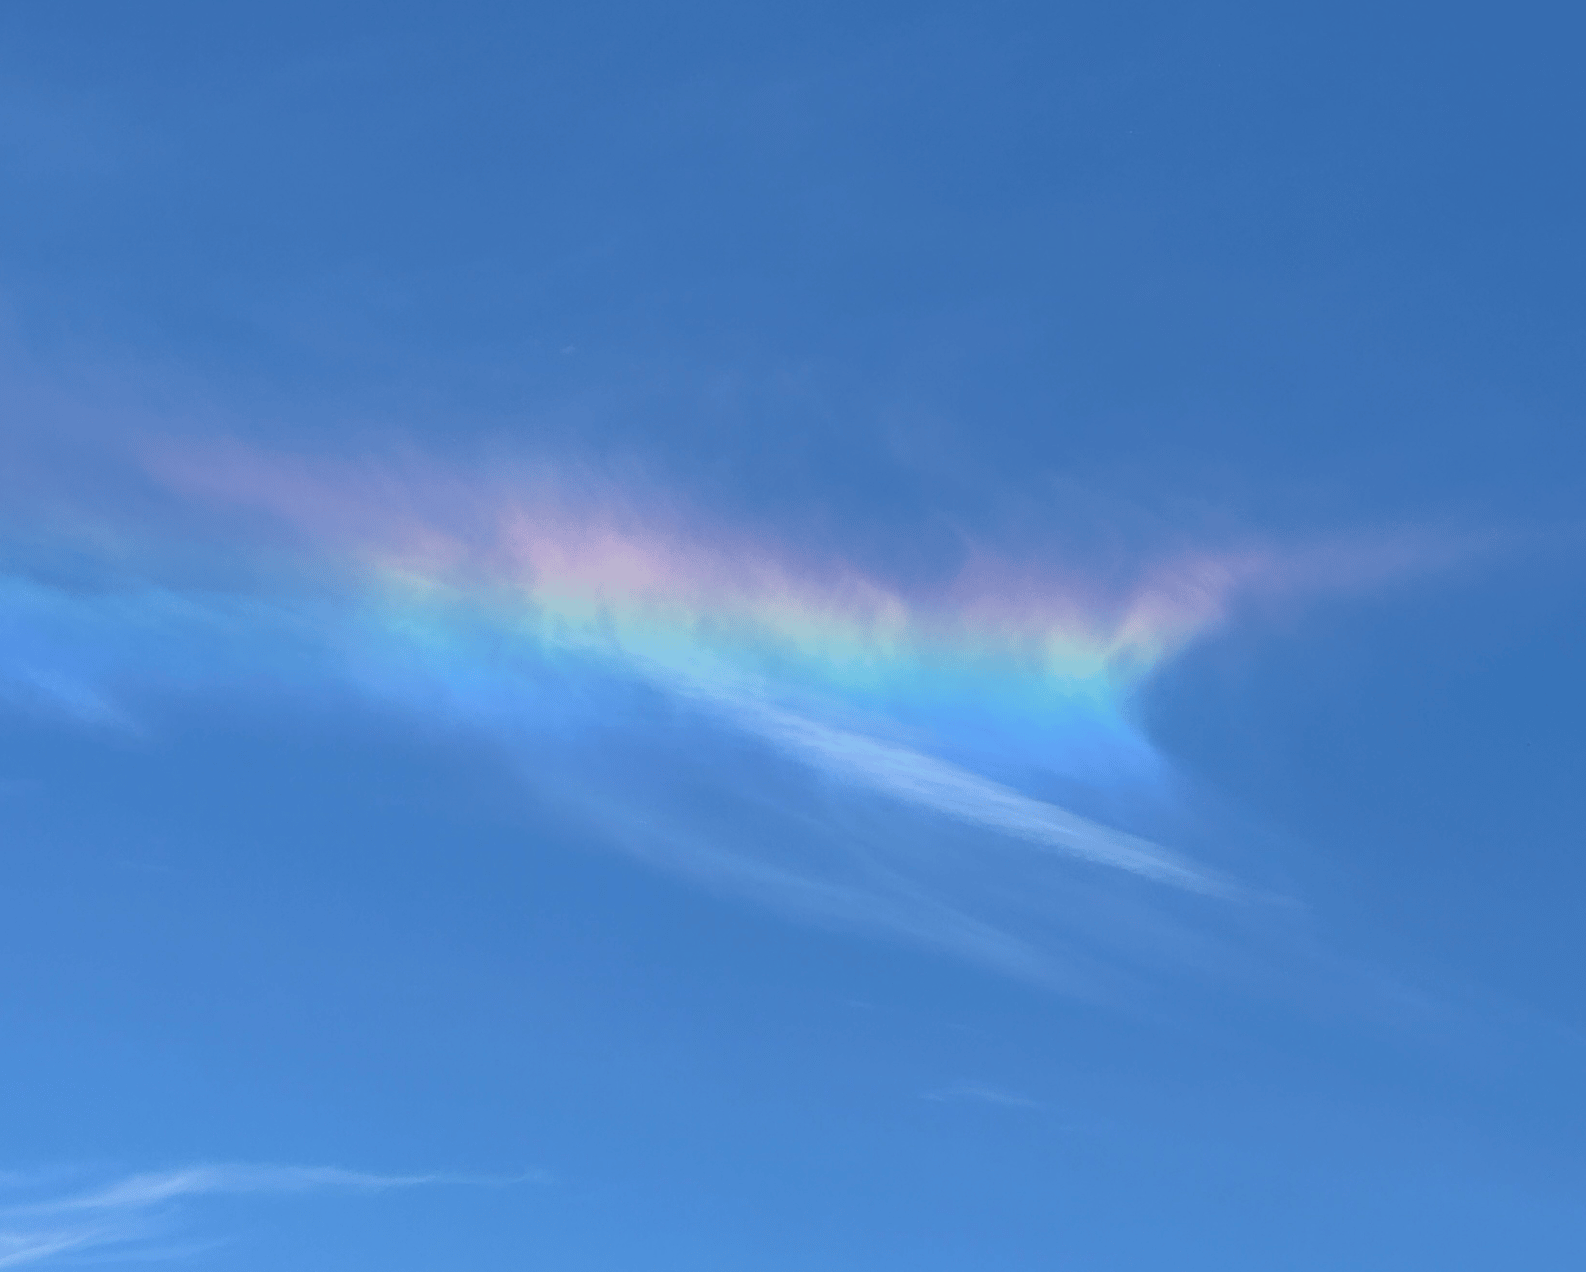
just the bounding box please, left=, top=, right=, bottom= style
left=647, top=662, right=1231, bottom=897
left=737, top=701, right=1223, bottom=894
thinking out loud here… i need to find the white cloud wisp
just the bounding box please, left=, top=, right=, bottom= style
left=0, top=1164, right=521, bottom=1268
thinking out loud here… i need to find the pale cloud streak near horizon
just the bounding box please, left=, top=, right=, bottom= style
left=0, top=1164, right=529, bottom=1268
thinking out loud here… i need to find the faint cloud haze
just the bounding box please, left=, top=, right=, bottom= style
left=922, top=1082, right=1047, bottom=1110
left=0, top=1164, right=530, bottom=1268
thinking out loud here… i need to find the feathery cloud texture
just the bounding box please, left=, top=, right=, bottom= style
left=0, top=1164, right=500, bottom=1268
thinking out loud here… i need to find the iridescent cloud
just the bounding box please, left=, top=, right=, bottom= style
left=0, top=438, right=1475, bottom=979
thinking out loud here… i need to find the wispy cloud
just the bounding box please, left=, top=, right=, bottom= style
left=567, top=704, right=1262, bottom=1000
left=545, top=657, right=1256, bottom=991
left=684, top=679, right=1228, bottom=895
left=0, top=1164, right=529, bottom=1268
left=2, top=437, right=1495, bottom=1005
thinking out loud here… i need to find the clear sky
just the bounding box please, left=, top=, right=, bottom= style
left=2, top=3, right=1584, bottom=1268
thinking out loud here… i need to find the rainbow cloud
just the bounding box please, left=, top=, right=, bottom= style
left=0, top=439, right=1470, bottom=982
left=142, top=443, right=1231, bottom=722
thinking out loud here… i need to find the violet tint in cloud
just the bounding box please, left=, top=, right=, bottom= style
left=2, top=5, right=1585, bottom=1270
left=0, top=432, right=1490, bottom=999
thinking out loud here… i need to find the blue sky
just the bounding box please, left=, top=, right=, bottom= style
left=2, top=2, right=1585, bottom=1268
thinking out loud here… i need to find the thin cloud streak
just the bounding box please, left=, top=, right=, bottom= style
left=743, top=700, right=1222, bottom=893
left=0, top=1164, right=525, bottom=1268
left=13, top=1164, right=450, bottom=1215
left=655, top=662, right=1232, bottom=896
